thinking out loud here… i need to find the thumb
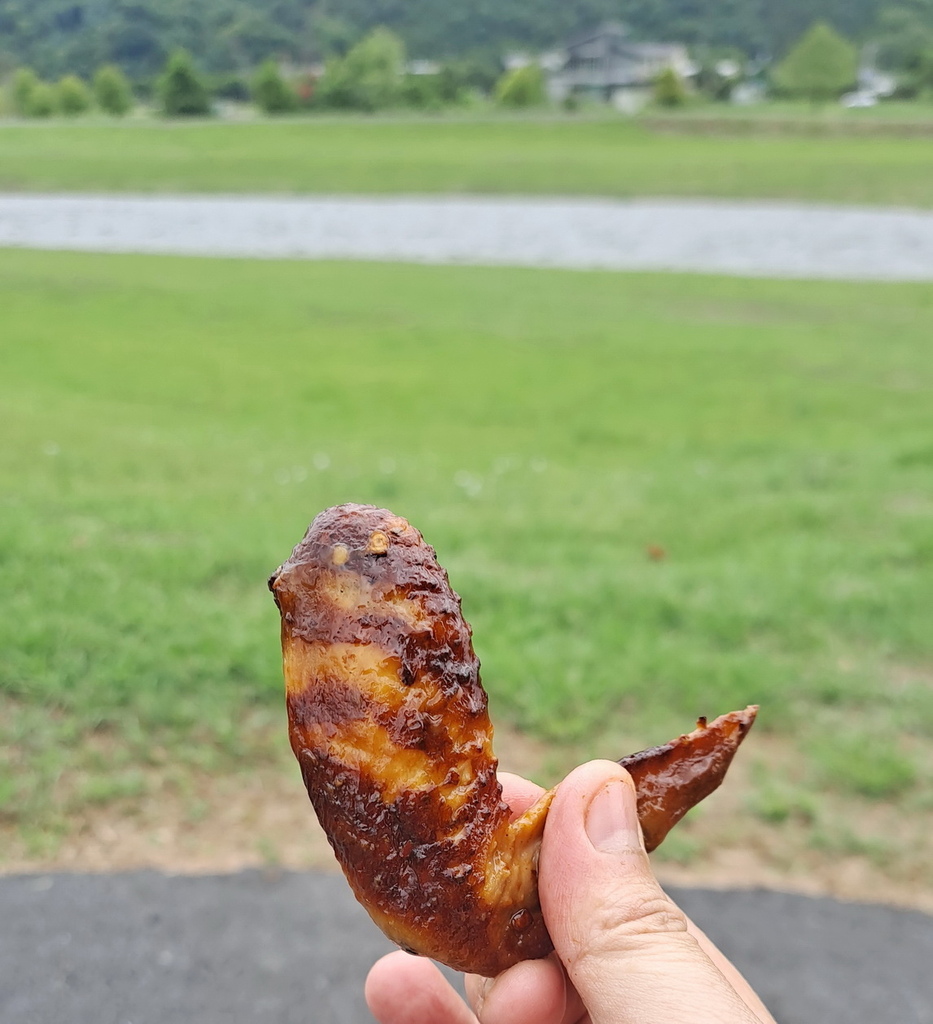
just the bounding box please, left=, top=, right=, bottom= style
left=539, top=760, right=761, bottom=1024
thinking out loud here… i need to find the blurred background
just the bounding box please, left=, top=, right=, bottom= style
left=1, top=0, right=932, bottom=961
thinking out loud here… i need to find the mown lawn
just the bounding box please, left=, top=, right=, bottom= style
left=1, top=117, right=933, bottom=206
left=1, top=248, right=932, bottom=878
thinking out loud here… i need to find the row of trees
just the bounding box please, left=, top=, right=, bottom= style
left=9, top=53, right=217, bottom=118
left=654, top=22, right=870, bottom=108
left=0, top=0, right=911, bottom=82
left=5, top=33, right=550, bottom=118
left=253, top=29, right=534, bottom=113
left=5, top=20, right=922, bottom=119
left=12, top=65, right=132, bottom=116
left=767, top=17, right=932, bottom=104
left=238, top=22, right=877, bottom=115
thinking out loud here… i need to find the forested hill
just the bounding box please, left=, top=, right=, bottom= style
left=0, top=0, right=900, bottom=80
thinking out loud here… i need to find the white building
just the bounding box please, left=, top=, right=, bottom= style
left=547, top=22, right=695, bottom=110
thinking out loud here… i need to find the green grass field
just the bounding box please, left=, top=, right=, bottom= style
left=645, top=98, right=933, bottom=127
left=2, top=248, right=931, bottom=874
left=2, top=117, right=933, bottom=206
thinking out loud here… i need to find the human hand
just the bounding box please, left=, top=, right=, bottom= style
left=365, top=761, right=776, bottom=1024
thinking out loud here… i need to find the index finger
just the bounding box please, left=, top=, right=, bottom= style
left=498, top=771, right=548, bottom=819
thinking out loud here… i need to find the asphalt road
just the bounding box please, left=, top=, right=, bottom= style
left=1, top=870, right=931, bottom=1024
left=3, top=194, right=933, bottom=280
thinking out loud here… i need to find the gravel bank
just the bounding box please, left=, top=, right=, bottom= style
left=3, top=193, right=933, bottom=280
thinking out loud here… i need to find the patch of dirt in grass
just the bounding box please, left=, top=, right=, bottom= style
left=2, top=726, right=932, bottom=916
left=652, top=731, right=933, bottom=915
left=0, top=725, right=554, bottom=876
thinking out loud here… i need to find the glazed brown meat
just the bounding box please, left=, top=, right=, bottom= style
left=269, top=503, right=757, bottom=977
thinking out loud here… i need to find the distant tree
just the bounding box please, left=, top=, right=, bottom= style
left=434, top=64, right=466, bottom=104
left=495, top=64, right=546, bottom=107
left=252, top=59, right=298, bottom=113
left=873, top=4, right=933, bottom=94
left=27, top=81, right=57, bottom=117
left=874, top=4, right=932, bottom=69
left=694, top=58, right=741, bottom=101
left=57, top=74, right=92, bottom=115
left=316, top=27, right=405, bottom=111
left=12, top=68, right=39, bottom=116
left=12, top=69, right=60, bottom=117
left=93, top=65, right=133, bottom=115
left=653, top=66, right=689, bottom=106
left=159, top=50, right=211, bottom=116
left=773, top=21, right=858, bottom=105
left=211, top=73, right=252, bottom=103
left=400, top=73, right=445, bottom=109
left=896, top=45, right=933, bottom=94
left=438, top=53, right=502, bottom=98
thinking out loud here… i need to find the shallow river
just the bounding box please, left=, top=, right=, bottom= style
left=2, top=193, right=933, bottom=280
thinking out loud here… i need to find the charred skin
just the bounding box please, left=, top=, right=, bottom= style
left=622, top=709, right=757, bottom=853
left=270, top=504, right=757, bottom=977
left=269, top=504, right=549, bottom=976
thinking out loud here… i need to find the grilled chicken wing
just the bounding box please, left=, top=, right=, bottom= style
left=269, top=503, right=756, bottom=977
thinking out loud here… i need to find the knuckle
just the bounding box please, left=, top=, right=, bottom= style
left=564, top=881, right=688, bottom=971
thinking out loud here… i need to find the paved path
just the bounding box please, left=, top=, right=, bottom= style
left=1, top=870, right=931, bottom=1024
left=3, top=194, right=933, bottom=280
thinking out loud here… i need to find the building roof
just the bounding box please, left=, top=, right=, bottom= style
left=552, top=23, right=693, bottom=92
left=565, top=21, right=629, bottom=51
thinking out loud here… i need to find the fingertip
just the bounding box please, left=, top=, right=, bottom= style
left=545, top=759, right=637, bottom=847
left=469, top=955, right=568, bottom=1024
left=365, top=951, right=475, bottom=1024
left=364, top=949, right=410, bottom=999
left=497, top=772, right=547, bottom=818
left=559, top=759, right=635, bottom=800
left=364, top=951, right=414, bottom=1021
